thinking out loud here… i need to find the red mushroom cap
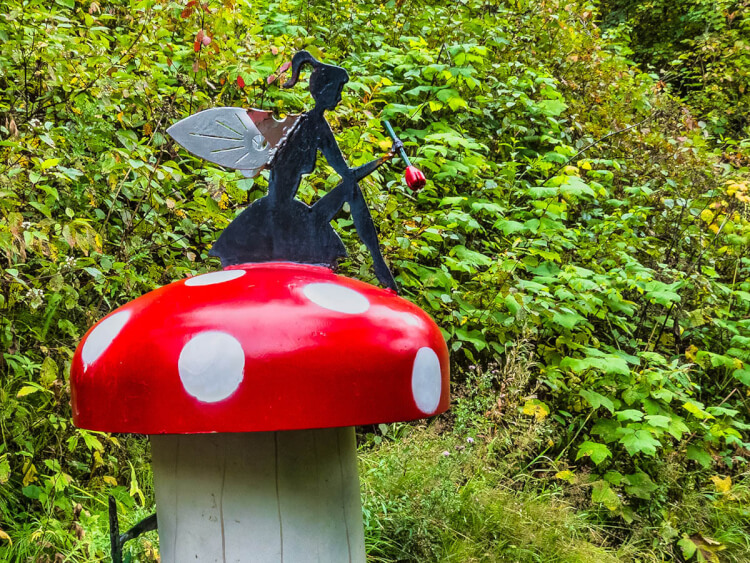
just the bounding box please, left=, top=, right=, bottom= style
left=71, top=263, right=449, bottom=434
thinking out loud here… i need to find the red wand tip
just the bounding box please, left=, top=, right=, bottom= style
left=405, top=165, right=426, bottom=190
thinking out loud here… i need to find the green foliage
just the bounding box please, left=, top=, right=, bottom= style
left=1, top=0, right=749, bottom=560
left=601, top=0, right=750, bottom=139
left=360, top=425, right=750, bottom=562
left=361, top=429, right=624, bottom=562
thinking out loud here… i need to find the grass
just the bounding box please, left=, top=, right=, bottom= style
left=359, top=422, right=750, bottom=563
left=4, top=415, right=749, bottom=561
left=360, top=427, right=622, bottom=563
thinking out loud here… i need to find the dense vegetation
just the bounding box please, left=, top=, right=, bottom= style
left=1, top=0, right=748, bottom=561
left=601, top=0, right=750, bottom=139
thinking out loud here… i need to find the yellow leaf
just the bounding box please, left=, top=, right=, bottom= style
left=578, top=161, right=592, bottom=170
left=103, top=476, right=118, bottom=487
left=16, top=385, right=38, bottom=398
left=710, top=475, right=731, bottom=493
left=521, top=399, right=550, bottom=421
left=0, top=529, right=12, bottom=546
left=22, top=463, right=37, bottom=487
left=555, top=470, right=575, bottom=483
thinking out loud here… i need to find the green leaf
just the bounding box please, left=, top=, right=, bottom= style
left=644, top=414, right=670, bottom=428
left=536, top=99, right=568, bottom=117
left=616, top=409, right=644, bottom=422
left=667, top=417, right=689, bottom=440
left=452, top=246, right=492, bottom=267
left=678, top=537, right=697, bottom=560
left=686, top=444, right=712, bottom=468
left=22, top=485, right=41, bottom=499
left=619, top=429, right=661, bottom=457
left=592, top=418, right=621, bottom=442
left=579, top=389, right=615, bottom=414
left=646, top=290, right=681, bottom=306
left=80, top=430, right=103, bottom=452
left=591, top=481, right=620, bottom=511
left=551, top=311, right=586, bottom=329
left=576, top=441, right=612, bottom=465
left=733, top=368, right=750, bottom=385
left=623, top=471, right=657, bottom=499
left=455, top=328, right=487, bottom=352
left=40, top=357, right=58, bottom=388
left=603, top=471, right=624, bottom=486
left=494, top=220, right=525, bottom=235
left=0, top=458, right=10, bottom=484
left=84, top=267, right=103, bottom=279
left=505, top=294, right=520, bottom=315
left=560, top=176, right=595, bottom=198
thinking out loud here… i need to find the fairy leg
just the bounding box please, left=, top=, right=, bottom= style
left=314, top=179, right=354, bottom=223
left=315, top=179, right=397, bottom=291
left=349, top=184, right=398, bottom=292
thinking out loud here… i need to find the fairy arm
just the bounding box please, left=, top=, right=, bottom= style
left=317, top=120, right=400, bottom=181
left=315, top=122, right=399, bottom=219
left=316, top=120, right=354, bottom=180
left=314, top=121, right=399, bottom=292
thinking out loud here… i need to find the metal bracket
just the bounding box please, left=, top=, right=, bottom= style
left=109, top=495, right=158, bottom=563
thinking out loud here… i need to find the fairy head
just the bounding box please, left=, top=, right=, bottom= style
left=283, top=50, right=349, bottom=111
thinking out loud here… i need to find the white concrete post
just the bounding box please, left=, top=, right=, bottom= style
left=151, top=427, right=366, bottom=562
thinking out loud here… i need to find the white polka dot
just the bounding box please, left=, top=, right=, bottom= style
left=185, top=270, right=245, bottom=287
left=303, top=283, right=370, bottom=314
left=411, top=347, right=442, bottom=414
left=398, top=312, right=422, bottom=327
left=179, top=331, right=245, bottom=402
left=81, top=310, right=131, bottom=367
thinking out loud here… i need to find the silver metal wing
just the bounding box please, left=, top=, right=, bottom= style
left=167, top=107, right=299, bottom=178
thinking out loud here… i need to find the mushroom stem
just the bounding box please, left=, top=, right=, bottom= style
left=151, top=427, right=365, bottom=562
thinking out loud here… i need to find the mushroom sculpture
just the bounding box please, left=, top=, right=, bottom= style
left=71, top=263, right=448, bottom=560
left=71, top=51, right=448, bottom=561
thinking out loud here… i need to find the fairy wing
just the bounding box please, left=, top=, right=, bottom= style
left=167, top=107, right=300, bottom=178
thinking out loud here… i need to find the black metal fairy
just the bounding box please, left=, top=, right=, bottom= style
left=168, top=50, right=402, bottom=291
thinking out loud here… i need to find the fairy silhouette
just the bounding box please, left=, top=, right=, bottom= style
left=168, top=50, right=402, bottom=291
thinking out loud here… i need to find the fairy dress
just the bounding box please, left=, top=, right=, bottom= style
left=209, top=112, right=349, bottom=268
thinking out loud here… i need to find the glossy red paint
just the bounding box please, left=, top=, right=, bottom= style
left=404, top=165, right=426, bottom=190
left=71, top=263, right=449, bottom=434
